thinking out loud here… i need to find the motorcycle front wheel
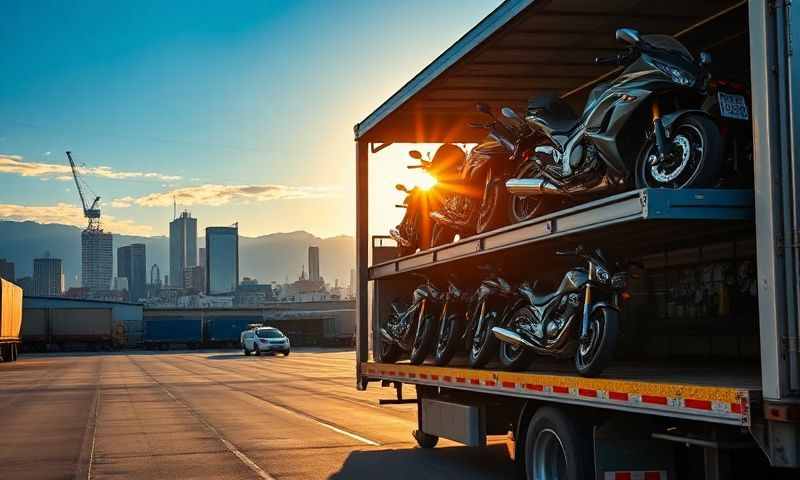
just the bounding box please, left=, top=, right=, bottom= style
left=376, top=336, right=401, bottom=363
left=468, top=309, right=500, bottom=368
left=476, top=175, right=508, bottom=234
left=434, top=312, right=464, bottom=366
left=431, top=223, right=456, bottom=247
left=574, top=307, right=619, bottom=377
left=635, top=114, right=722, bottom=189
left=498, top=306, right=535, bottom=371
left=410, top=312, right=438, bottom=365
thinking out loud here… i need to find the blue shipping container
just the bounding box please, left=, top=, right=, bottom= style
left=206, top=316, right=261, bottom=343
left=144, top=317, right=202, bottom=343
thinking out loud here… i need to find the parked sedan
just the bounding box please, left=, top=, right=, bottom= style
left=241, top=327, right=291, bottom=356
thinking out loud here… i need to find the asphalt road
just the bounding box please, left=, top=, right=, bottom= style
left=0, top=349, right=515, bottom=480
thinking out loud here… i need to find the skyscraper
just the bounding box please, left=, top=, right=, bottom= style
left=206, top=225, right=239, bottom=295
left=170, top=211, right=197, bottom=287
left=0, top=258, right=14, bottom=281
left=33, top=257, right=64, bottom=296
left=199, top=247, right=206, bottom=269
left=308, top=246, right=320, bottom=282
left=82, top=229, right=113, bottom=292
left=118, top=243, right=146, bottom=302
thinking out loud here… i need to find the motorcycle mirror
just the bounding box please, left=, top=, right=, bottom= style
left=699, top=51, right=712, bottom=66
left=501, top=107, right=521, bottom=121
left=616, top=28, right=641, bottom=45
left=395, top=184, right=408, bottom=192
left=408, top=150, right=422, bottom=160
left=475, top=103, right=492, bottom=115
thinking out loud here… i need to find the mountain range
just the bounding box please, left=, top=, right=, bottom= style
left=0, top=221, right=355, bottom=288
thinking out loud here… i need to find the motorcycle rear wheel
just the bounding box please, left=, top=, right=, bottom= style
left=410, top=312, right=438, bottom=365
left=574, top=307, right=619, bottom=377
left=431, top=223, right=455, bottom=247
left=476, top=176, right=508, bottom=234
left=508, top=163, right=557, bottom=224
left=635, top=114, right=722, bottom=189
left=468, top=309, right=500, bottom=368
left=434, top=313, right=464, bottom=366
left=498, top=306, right=535, bottom=371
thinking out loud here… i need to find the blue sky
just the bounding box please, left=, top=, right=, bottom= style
left=0, top=0, right=500, bottom=238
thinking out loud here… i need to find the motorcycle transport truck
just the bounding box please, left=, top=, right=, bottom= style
left=353, top=1, right=800, bottom=478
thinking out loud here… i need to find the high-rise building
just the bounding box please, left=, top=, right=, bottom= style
left=33, top=257, right=64, bottom=296
left=169, top=211, right=197, bottom=287
left=0, top=258, right=14, bottom=281
left=206, top=225, right=239, bottom=295
left=118, top=243, right=146, bottom=302
left=82, top=229, right=113, bottom=292
left=183, top=265, right=205, bottom=293
left=199, top=248, right=206, bottom=269
left=308, top=246, right=320, bottom=282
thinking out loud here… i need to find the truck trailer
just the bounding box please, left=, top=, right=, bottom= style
left=0, top=279, right=22, bottom=362
left=354, top=1, right=800, bottom=478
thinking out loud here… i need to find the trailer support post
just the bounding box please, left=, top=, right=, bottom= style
left=355, top=139, right=369, bottom=390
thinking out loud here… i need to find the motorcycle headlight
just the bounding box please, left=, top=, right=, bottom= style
left=593, top=265, right=610, bottom=284
left=611, top=272, right=627, bottom=290
left=652, top=60, right=695, bottom=86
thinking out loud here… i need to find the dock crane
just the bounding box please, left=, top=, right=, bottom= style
left=66, top=151, right=102, bottom=231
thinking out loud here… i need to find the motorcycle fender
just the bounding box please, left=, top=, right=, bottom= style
left=590, top=302, right=620, bottom=315
left=660, top=109, right=714, bottom=137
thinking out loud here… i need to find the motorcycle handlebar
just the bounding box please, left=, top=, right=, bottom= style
left=594, top=55, right=619, bottom=65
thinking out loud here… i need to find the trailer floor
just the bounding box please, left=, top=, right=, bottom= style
left=0, top=349, right=516, bottom=480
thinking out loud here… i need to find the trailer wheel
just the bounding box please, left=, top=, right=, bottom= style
left=413, top=429, right=439, bottom=449
left=525, top=407, right=592, bottom=480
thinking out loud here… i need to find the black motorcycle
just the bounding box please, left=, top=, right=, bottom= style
left=377, top=277, right=441, bottom=365
left=432, top=278, right=472, bottom=366
left=505, top=27, right=723, bottom=224
left=492, top=246, right=630, bottom=377
left=463, top=268, right=517, bottom=369
left=429, top=104, right=519, bottom=245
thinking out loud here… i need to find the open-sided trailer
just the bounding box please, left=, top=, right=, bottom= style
left=354, top=0, right=800, bottom=478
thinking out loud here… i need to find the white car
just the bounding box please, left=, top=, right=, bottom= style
left=241, top=327, right=291, bottom=356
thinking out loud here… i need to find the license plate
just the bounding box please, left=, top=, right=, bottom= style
left=717, top=92, right=749, bottom=120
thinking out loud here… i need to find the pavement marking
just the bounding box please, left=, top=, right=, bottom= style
left=75, top=358, right=102, bottom=480
left=130, top=357, right=276, bottom=480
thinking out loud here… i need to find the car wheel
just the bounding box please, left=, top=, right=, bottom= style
left=283, top=350, right=290, bottom=356
left=255, top=346, right=261, bottom=356
left=243, top=347, right=251, bottom=356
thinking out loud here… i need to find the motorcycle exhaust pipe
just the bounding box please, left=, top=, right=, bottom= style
left=505, top=178, right=564, bottom=196
left=492, top=327, right=537, bottom=349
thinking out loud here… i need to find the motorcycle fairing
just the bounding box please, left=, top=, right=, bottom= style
left=460, top=139, right=506, bottom=183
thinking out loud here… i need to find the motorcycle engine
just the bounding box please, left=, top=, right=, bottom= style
left=545, top=293, right=580, bottom=339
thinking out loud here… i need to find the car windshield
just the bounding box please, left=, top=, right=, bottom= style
left=641, top=34, right=693, bottom=61
left=256, top=328, right=283, bottom=338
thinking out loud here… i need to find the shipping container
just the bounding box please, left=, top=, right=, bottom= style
left=206, top=315, right=261, bottom=345
left=50, top=308, right=112, bottom=341
left=0, top=278, right=22, bottom=362
left=353, top=0, right=800, bottom=476
left=143, top=317, right=202, bottom=348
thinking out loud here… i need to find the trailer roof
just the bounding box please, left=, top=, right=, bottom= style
left=354, top=0, right=746, bottom=143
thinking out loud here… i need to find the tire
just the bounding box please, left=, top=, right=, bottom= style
left=243, top=347, right=251, bottom=356
left=434, top=312, right=464, bottom=366
left=476, top=174, right=508, bottom=234
left=574, top=307, right=619, bottom=377
left=376, top=337, right=401, bottom=363
left=255, top=346, right=261, bottom=356
left=498, top=306, right=535, bottom=371
left=431, top=223, right=455, bottom=247
left=524, top=407, right=593, bottom=480
left=508, top=163, right=558, bottom=224
left=413, top=429, right=439, bottom=449
left=409, top=312, right=438, bottom=365
left=468, top=306, right=500, bottom=368
left=635, top=113, right=722, bottom=189
left=282, top=350, right=290, bottom=356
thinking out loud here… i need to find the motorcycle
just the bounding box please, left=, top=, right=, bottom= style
left=463, top=267, right=517, bottom=368
left=432, top=277, right=472, bottom=366
left=377, top=275, right=441, bottom=365
left=504, top=27, right=724, bottom=224
left=491, top=246, right=632, bottom=377
left=390, top=146, right=459, bottom=257
left=429, top=103, right=520, bottom=246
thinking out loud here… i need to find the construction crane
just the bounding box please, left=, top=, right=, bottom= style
left=66, top=151, right=102, bottom=230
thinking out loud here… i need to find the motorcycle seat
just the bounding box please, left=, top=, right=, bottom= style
left=582, top=82, right=612, bottom=115
left=519, top=286, right=560, bottom=306
left=526, top=92, right=579, bottom=133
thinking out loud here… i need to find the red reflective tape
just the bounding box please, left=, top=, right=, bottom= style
left=578, top=388, right=597, bottom=398
left=525, top=384, right=544, bottom=391
left=642, top=395, right=668, bottom=405
left=684, top=398, right=712, bottom=410
left=484, top=380, right=496, bottom=387
left=501, top=381, right=516, bottom=389
left=387, top=371, right=395, bottom=376
left=469, top=378, right=480, bottom=385
left=553, top=386, right=569, bottom=394
left=442, top=375, right=452, bottom=382
left=615, top=473, right=632, bottom=480
left=731, top=402, right=743, bottom=414
left=431, top=375, right=439, bottom=381
left=608, top=391, right=629, bottom=401
left=456, top=377, right=466, bottom=383
left=408, top=373, right=416, bottom=378
left=398, top=371, right=405, bottom=377
left=419, top=373, right=428, bottom=379
left=645, top=472, right=663, bottom=480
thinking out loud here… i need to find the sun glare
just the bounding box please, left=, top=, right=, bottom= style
left=416, top=171, right=438, bottom=191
